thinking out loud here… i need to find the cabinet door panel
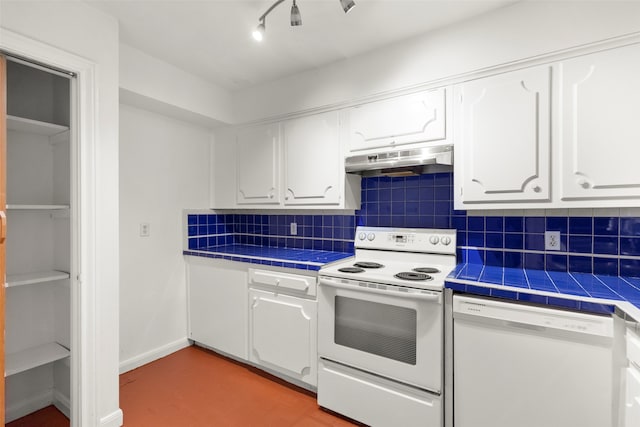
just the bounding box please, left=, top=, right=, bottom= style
left=236, top=124, right=280, bottom=204
left=457, top=66, right=551, bottom=203
left=348, top=89, right=446, bottom=152
left=561, top=43, right=640, bottom=200
left=188, top=262, right=247, bottom=360
left=284, top=112, right=341, bottom=205
left=249, top=289, right=316, bottom=386
left=626, top=366, right=640, bottom=427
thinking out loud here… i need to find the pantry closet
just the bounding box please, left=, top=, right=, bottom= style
left=1, top=54, right=75, bottom=423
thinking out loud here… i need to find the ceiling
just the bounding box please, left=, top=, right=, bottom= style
left=87, top=0, right=518, bottom=91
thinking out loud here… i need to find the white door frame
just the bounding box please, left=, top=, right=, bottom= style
left=1, top=28, right=108, bottom=426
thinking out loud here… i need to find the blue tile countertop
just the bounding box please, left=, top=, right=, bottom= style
left=183, top=245, right=353, bottom=271
left=446, top=264, right=640, bottom=320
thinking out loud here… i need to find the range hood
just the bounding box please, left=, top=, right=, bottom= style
left=345, top=145, right=453, bottom=177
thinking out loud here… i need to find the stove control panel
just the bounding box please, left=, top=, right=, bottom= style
left=355, top=226, right=456, bottom=255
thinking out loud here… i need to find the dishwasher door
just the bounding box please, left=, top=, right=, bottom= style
left=452, top=295, right=614, bottom=427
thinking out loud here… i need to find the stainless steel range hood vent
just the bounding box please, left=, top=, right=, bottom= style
left=345, top=145, right=453, bottom=177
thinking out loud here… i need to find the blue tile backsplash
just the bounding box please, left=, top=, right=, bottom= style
left=186, top=172, right=640, bottom=278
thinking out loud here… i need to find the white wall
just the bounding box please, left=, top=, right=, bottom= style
left=1, top=1, right=121, bottom=426
left=232, top=0, right=640, bottom=123
left=120, top=44, right=233, bottom=126
left=118, top=104, right=210, bottom=372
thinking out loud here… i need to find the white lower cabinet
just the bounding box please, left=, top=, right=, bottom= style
left=248, top=268, right=317, bottom=387
left=186, top=261, right=318, bottom=388
left=625, top=328, right=640, bottom=427
left=625, top=367, right=640, bottom=427
left=187, top=257, right=248, bottom=360
left=249, top=289, right=317, bottom=386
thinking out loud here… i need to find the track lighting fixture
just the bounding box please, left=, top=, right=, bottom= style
left=252, top=0, right=355, bottom=41
left=290, top=0, right=302, bottom=26
left=340, top=0, right=356, bottom=14
left=252, top=20, right=265, bottom=42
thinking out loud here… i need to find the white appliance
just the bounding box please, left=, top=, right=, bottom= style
left=453, top=295, right=614, bottom=427
left=318, top=226, right=457, bottom=427
left=624, top=327, right=640, bottom=427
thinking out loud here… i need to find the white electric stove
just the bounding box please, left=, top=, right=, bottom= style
left=320, top=226, right=457, bottom=290
left=317, top=226, right=457, bottom=427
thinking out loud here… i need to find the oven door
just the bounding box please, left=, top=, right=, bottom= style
left=318, top=276, right=443, bottom=392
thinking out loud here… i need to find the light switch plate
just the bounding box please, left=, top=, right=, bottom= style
left=545, top=231, right=560, bottom=250
left=140, top=223, right=150, bottom=237
left=290, top=222, right=298, bottom=235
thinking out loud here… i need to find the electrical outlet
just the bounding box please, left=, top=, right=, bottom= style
left=140, top=223, right=150, bottom=237
left=545, top=231, right=560, bottom=250
left=290, top=222, right=298, bottom=235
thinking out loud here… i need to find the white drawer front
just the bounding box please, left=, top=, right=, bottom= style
left=318, top=358, right=441, bottom=427
left=249, top=269, right=316, bottom=296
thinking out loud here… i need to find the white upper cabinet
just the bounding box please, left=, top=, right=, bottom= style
left=212, top=112, right=359, bottom=210
left=454, top=40, right=640, bottom=210
left=559, top=43, right=640, bottom=201
left=347, top=88, right=447, bottom=152
left=236, top=123, right=281, bottom=204
left=454, top=65, right=552, bottom=205
left=283, top=111, right=342, bottom=205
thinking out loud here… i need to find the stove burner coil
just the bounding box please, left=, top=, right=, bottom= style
left=338, top=267, right=365, bottom=273
left=412, top=267, right=440, bottom=274
left=353, top=262, right=384, bottom=269
left=394, top=272, right=433, bottom=281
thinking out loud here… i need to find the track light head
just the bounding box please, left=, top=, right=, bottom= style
left=253, top=0, right=356, bottom=42
left=252, top=20, right=265, bottom=42
left=290, top=0, right=302, bottom=26
left=340, top=0, right=356, bottom=14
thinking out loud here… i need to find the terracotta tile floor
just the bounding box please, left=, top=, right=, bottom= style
left=8, top=345, right=359, bottom=427
left=6, top=405, right=68, bottom=427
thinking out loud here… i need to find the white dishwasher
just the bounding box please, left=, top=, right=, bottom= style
left=453, top=295, right=614, bottom=427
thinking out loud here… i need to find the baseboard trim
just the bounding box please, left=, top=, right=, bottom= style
left=53, top=390, right=71, bottom=419
left=5, top=389, right=53, bottom=423
left=119, top=337, right=191, bottom=374
left=100, top=408, right=124, bottom=427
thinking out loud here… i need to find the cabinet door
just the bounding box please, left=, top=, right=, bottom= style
left=626, top=367, right=640, bottom=427
left=236, top=123, right=280, bottom=204
left=560, top=43, right=640, bottom=201
left=0, top=55, right=6, bottom=422
left=188, top=261, right=248, bottom=360
left=348, top=88, right=446, bottom=152
left=249, top=288, right=317, bottom=386
left=283, top=111, right=341, bottom=205
left=455, top=66, right=551, bottom=204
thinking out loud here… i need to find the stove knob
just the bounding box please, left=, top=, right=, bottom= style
left=358, top=232, right=367, bottom=240
left=367, top=233, right=376, bottom=241
left=429, top=235, right=440, bottom=245
left=441, top=236, right=452, bottom=246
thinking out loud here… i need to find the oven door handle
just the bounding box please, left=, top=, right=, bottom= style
left=319, top=277, right=442, bottom=303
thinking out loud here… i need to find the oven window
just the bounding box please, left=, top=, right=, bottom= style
left=334, top=296, right=417, bottom=365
